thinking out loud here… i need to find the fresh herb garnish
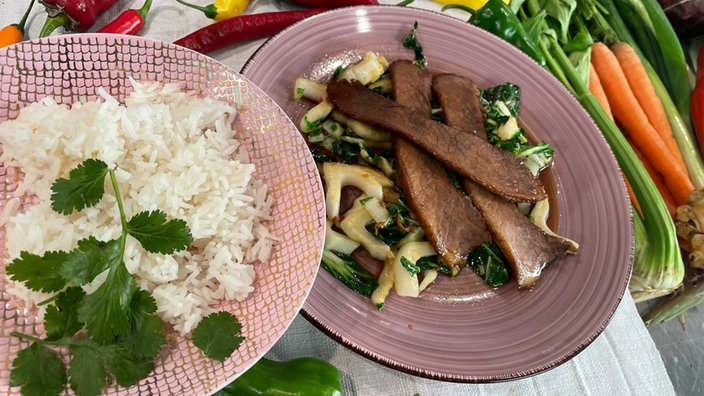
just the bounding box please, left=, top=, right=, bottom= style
left=7, top=158, right=245, bottom=396
left=192, top=311, right=245, bottom=362
left=402, top=21, right=426, bottom=68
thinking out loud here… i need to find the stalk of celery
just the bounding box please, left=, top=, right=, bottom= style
left=520, top=0, right=685, bottom=302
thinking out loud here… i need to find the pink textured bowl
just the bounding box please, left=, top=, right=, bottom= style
left=242, top=6, right=635, bottom=382
left=0, top=34, right=325, bottom=395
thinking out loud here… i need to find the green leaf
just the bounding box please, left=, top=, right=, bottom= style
left=68, top=344, right=107, bottom=396
left=6, top=250, right=69, bottom=293
left=44, top=287, right=86, bottom=341
left=10, top=342, right=67, bottom=396
left=191, top=311, right=245, bottom=362
left=119, top=290, right=165, bottom=360
left=538, top=0, right=577, bottom=43
left=51, top=158, right=109, bottom=215
left=400, top=256, right=421, bottom=277
left=60, top=237, right=119, bottom=286
left=78, top=264, right=136, bottom=344
left=126, top=210, right=193, bottom=254
left=105, top=346, right=155, bottom=387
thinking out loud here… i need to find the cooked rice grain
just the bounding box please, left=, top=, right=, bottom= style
left=0, top=80, right=276, bottom=335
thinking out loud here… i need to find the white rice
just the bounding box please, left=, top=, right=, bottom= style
left=0, top=79, right=276, bottom=335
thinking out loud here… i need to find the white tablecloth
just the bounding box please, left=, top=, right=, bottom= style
left=1, top=0, right=676, bottom=394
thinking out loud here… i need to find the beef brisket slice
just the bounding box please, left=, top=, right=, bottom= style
left=465, top=180, right=574, bottom=288
left=326, top=80, right=546, bottom=202
left=390, top=60, right=491, bottom=266
left=432, top=73, right=487, bottom=140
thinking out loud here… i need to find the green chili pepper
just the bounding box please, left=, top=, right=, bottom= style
left=442, top=0, right=547, bottom=67
left=214, top=357, right=344, bottom=396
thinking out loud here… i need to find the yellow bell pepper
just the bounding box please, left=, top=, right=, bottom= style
left=433, top=0, right=509, bottom=11
left=176, top=0, right=250, bottom=22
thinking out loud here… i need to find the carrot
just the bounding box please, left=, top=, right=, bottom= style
left=624, top=174, right=643, bottom=218
left=588, top=62, right=613, bottom=121
left=591, top=41, right=694, bottom=206
left=611, top=42, right=685, bottom=167
left=628, top=138, right=678, bottom=217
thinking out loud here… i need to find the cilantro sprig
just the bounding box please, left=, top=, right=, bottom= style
left=7, top=159, right=245, bottom=396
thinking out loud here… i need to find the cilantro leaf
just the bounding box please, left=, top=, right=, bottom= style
left=10, top=342, right=67, bottom=396
left=51, top=158, right=109, bottom=215
left=60, top=237, right=120, bottom=286
left=126, top=210, right=193, bottom=254
left=105, top=346, right=155, bottom=387
left=68, top=344, right=107, bottom=396
left=44, top=287, right=86, bottom=341
left=6, top=250, right=69, bottom=292
left=79, top=264, right=136, bottom=344
left=191, top=311, right=245, bottom=362
left=119, top=290, right=165, bottom=360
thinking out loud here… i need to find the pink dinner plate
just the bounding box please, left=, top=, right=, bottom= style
left=0, top=34, right=325, bottom=395
left=241, top=5, right=634, bottom=382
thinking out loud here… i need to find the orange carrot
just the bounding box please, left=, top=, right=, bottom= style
left=629, top=138, right=678, bottom=217
left=591, top=41, right=693, bottom=205
left=624, top=174, right=643, bottom=218
left=588, top=62, right=613, bottom=121
left=611, top=42, right=684, bottom=167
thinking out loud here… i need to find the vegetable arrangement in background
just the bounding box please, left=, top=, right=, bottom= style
left=176, top=0, right=250, bottom=21
left=174, top=8, right=326, bottom=54
left=97, top=0, right=152, bottom=35
left=0, top=0, right=35, bottom=48
left=214, top=357, right=343, bottom=396
left=440, top=0, right=704, bottom=322
left=39, top=0, right=120, bottom=37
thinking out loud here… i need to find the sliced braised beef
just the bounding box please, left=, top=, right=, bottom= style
left=430, top=71, right=576, bottom=288
left=326, top=79, right=546, bottom=203
left=389, top=60, right=491, bottom=266
left=464, top=180, right=574, bottom=288
left=431, top=73, right=487, bottom=141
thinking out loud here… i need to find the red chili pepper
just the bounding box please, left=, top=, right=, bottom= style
left=692, top=47, right=704, bottom=159
left=97, top=0, right=152, bottom=34
left=285, top=0, right=378, bottom=6
left=174, top=8, right=326, bottom=54
left=39, top=0, right=120, bottom=37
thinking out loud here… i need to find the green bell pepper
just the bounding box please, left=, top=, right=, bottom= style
left=214, top=357, right=344, bottom=396
left=442, top=0, right=547, bottom=67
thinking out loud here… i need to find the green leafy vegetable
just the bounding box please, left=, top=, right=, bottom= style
left=43, top=287, right=85, bottom=341
left=320, top=249, right=379, bottom=298
left=68, top=345, right=108, bottom=396
left=6, top=251, right=69, bottom=293
left=59, top=237, right=118, bottom=287
left=402, top=21, right=426, bottom=67
left=119, top=290, right=165, bottom=360
left=126, top=210, right=193, bottom=254
left=50, top=158, right=109, bottom=215
left=77, top=249, right=136, bottom=344
left=400, top=256, right=421, bottom=277
left=469, top=243, right=512, bottom=287
left=192, top=312, right=245, bottom=362
left=10, top=343, right=67, bottom=396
